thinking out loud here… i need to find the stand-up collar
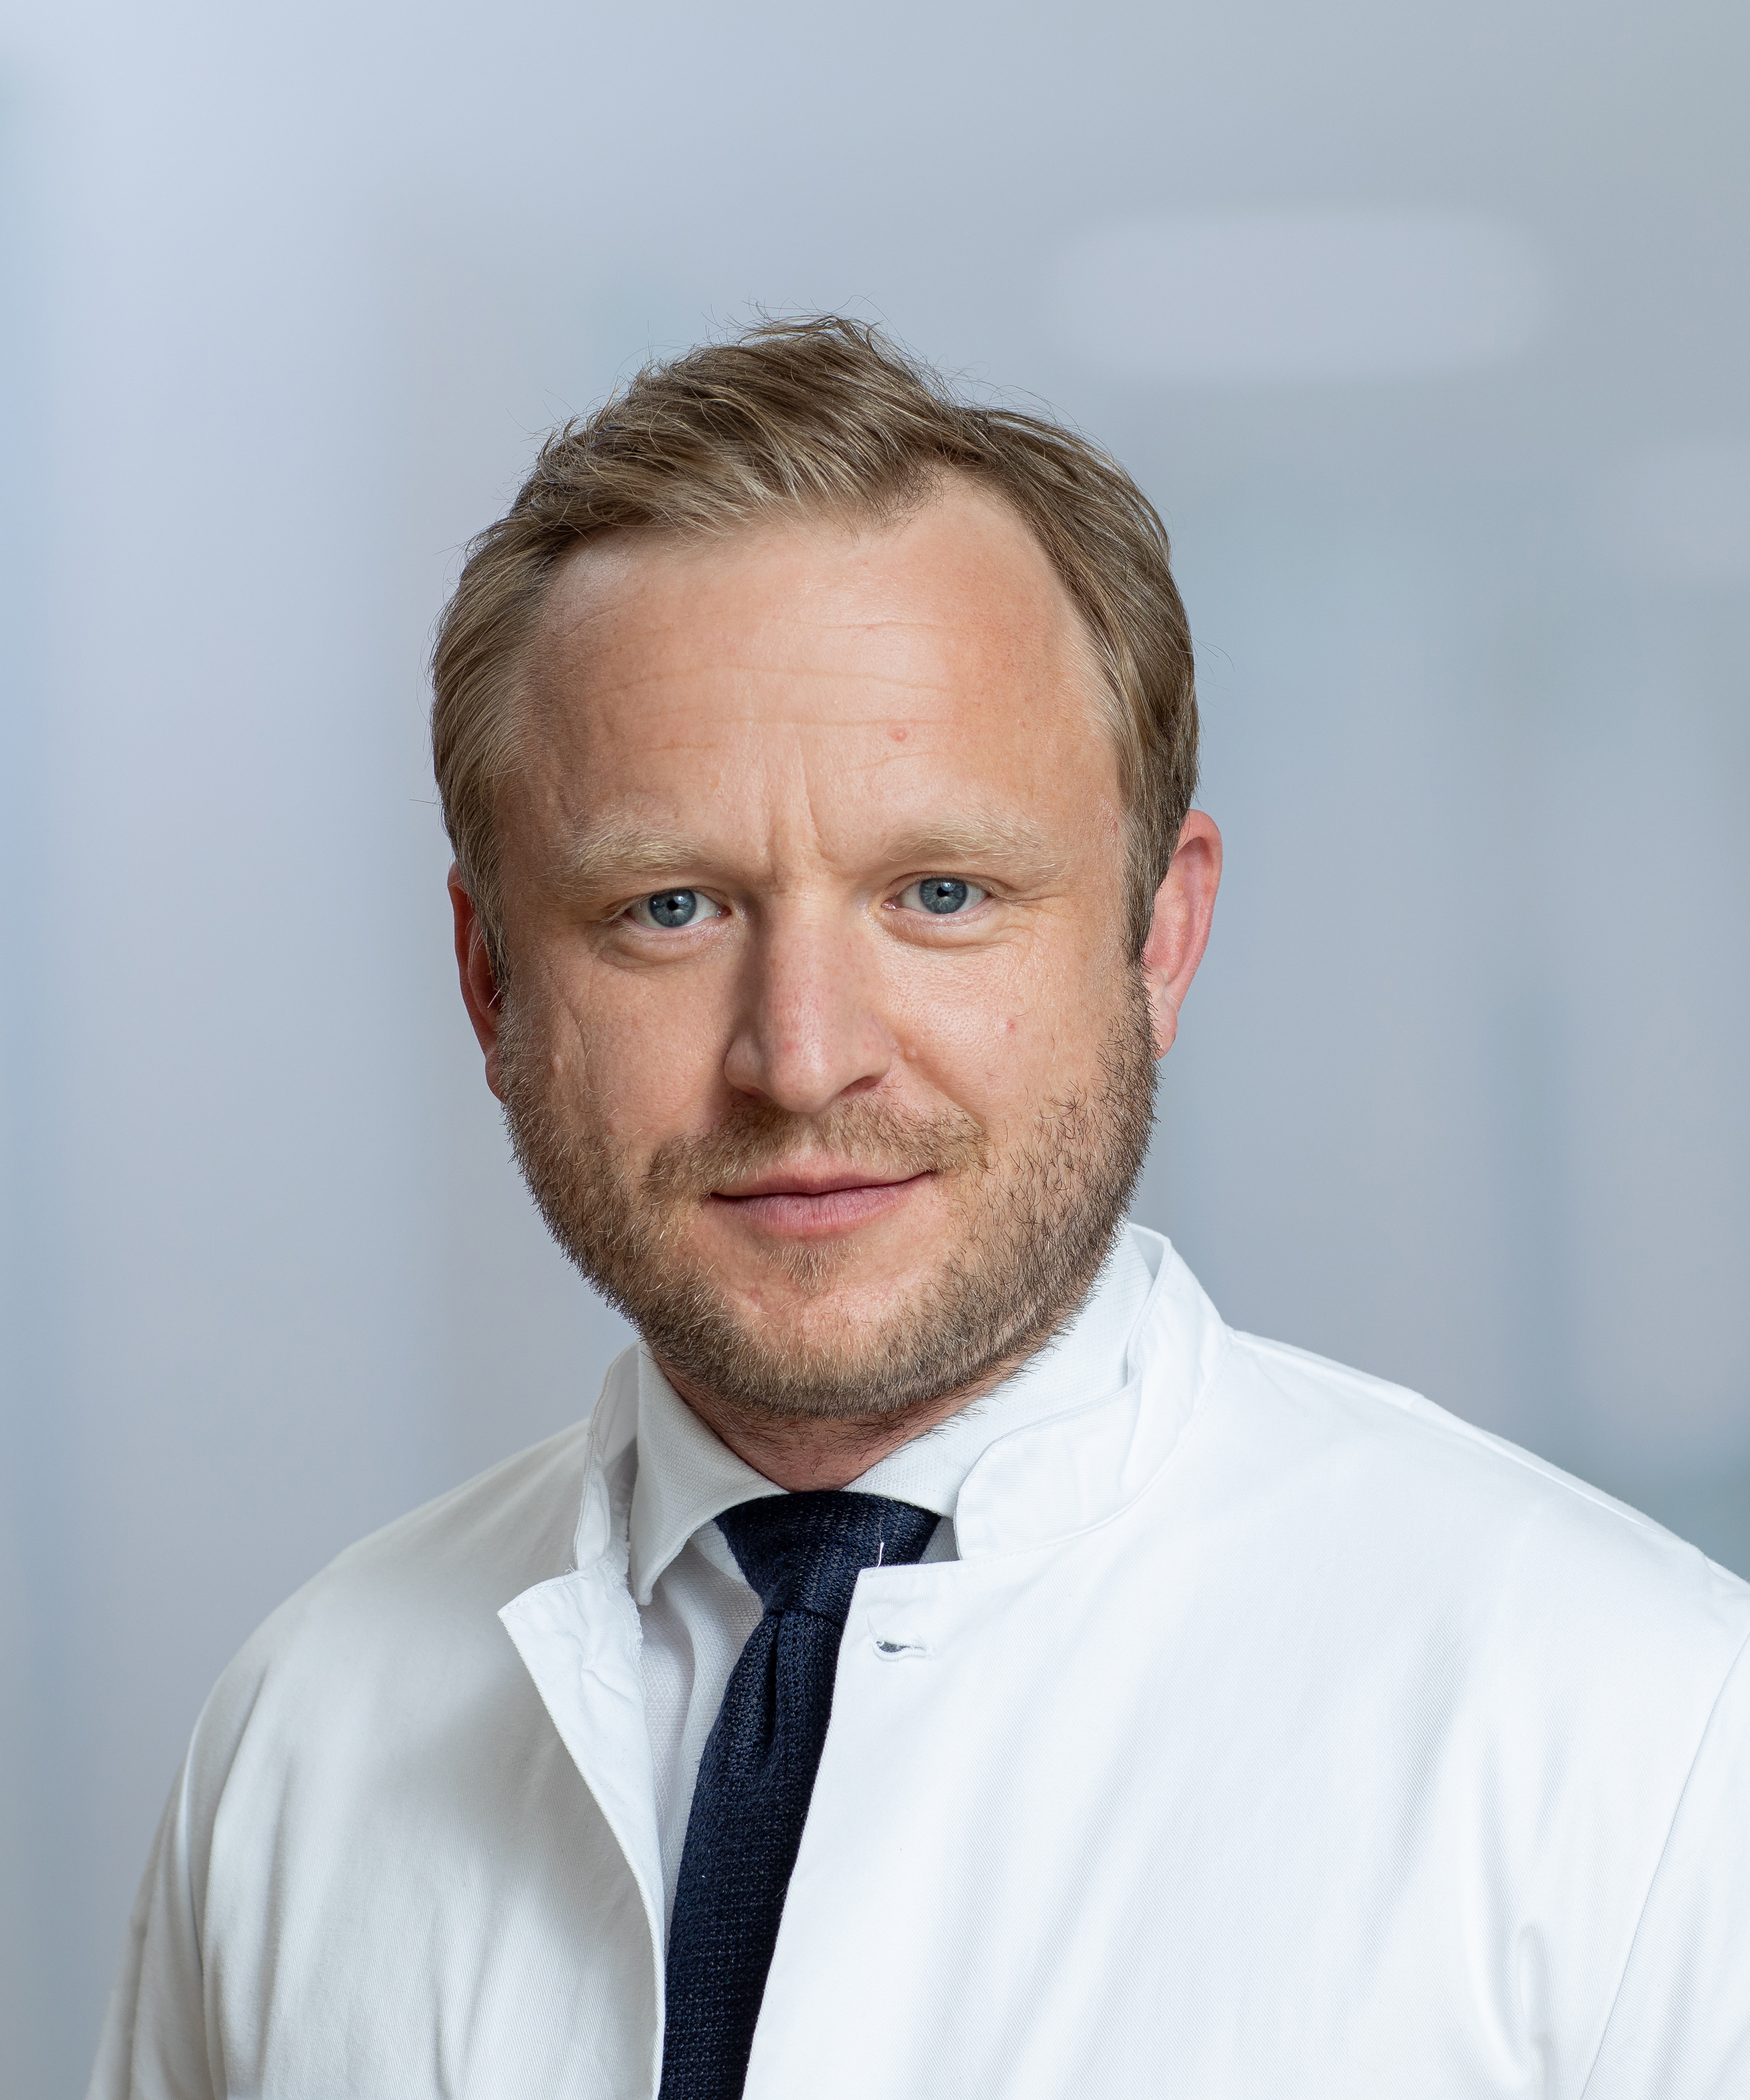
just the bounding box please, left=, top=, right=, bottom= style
left=953, top=1231, right=1229, bottom=1557
left=624, top=1227, right=1162, bottom=1605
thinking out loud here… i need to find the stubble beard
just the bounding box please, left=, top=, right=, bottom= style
left=498, top=985, right=1157, bottom=1428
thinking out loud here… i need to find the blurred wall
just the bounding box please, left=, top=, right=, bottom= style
left=2, top=1, right=1746, bottom=2087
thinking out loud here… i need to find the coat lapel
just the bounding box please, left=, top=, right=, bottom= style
left=500, top=1354, right=666, bottom=2054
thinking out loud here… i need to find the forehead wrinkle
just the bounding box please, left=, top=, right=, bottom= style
left=548, top=591, right=1059, bottom=690
left=533, top=566, right=1097, bottom=750
left=723, top=607, right=1058, bottom=658
left=578, top=660, right=977, bottom=714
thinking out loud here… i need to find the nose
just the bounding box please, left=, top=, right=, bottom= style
left=721, top=903, right=895, bottom=1115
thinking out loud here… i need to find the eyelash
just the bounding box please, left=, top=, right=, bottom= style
left=893, top=878, right=989, bottom=918
left=623, top=890, right=724, bottom=931
left=618, top=877, right=991, bottom=931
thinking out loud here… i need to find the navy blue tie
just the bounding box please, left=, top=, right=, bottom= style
left=658, top=1490, right=939, bottom=2100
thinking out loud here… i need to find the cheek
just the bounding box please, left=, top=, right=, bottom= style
left=890, top=933, right=1126, bottom=1119
left=521, top=948, right=732, bottom=1141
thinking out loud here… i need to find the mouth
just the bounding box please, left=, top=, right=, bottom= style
left=708, top=1165, right=936, bottom=1236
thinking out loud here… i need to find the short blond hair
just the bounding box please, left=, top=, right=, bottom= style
left=432, top=316, right=1197, bottom=974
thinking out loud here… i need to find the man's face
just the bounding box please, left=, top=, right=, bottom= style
left=466, top=480, right=1185, bottom=1428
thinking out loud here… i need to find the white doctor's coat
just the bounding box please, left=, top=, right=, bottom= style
left=94, top=1237, right=1750, bottom=2098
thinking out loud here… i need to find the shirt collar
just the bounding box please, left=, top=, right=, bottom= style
left=625, top=1225, right=1159, bottom=1605
left=626, top=1354, right=781, bottom=1605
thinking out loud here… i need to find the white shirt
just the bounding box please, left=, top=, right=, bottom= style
left=629, top=1231, right=1156, bottom=1916
left=91, top=1230, right=1750, bottom=2099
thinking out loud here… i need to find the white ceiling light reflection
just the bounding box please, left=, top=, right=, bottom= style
left=1050, top=209, right=1549, bottom=383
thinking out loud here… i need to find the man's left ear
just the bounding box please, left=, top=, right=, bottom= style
left=1140, top=811, right=1223, bottom=1060
left=450, top=868, right=509, bottom=1100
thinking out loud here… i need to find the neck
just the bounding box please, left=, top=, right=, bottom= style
left=654, top=1356, right=1021, bottom=1492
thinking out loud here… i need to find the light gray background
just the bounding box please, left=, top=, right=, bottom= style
left=3, top=2, right=1747, bottom=2087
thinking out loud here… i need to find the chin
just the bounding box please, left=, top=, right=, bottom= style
left=724, top=1256, right=923, bottom=1329
left=702, top=1216, right=924, bottom=1299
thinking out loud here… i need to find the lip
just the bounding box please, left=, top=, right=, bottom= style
left=708, top=1166, right=934, bottom=1238
left=714, top=1163, right=922, bottom=1201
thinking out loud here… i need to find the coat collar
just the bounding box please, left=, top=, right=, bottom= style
left=561, top=1227, right=1229, bottom=1586
left=622, top=1226, right=1162, bottom=1603
left=497, top=1360, right=666, bottom=2092
left=950, top=1231, right=1230, bottom=1557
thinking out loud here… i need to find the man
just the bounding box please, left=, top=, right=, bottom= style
left=95, top=318, right=1748, bottom=2099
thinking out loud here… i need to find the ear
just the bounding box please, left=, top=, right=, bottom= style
left=450, top=868, right=507, bottom=1100
left=1140, top=811, right=1222, bottom=1060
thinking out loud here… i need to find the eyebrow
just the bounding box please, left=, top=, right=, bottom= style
left=878, top=813, right=1063, bottom=875
left=557, top=820, right=718, bottom=892
left=555, top=811, right=1067, bottom=893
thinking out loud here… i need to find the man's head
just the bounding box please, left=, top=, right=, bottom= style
left=433, top=319, right=1220, bottom=1478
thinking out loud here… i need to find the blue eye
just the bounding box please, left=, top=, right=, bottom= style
left=629, top=889, right=721, bottom=929
left=898, top=877, right=987, bottom=916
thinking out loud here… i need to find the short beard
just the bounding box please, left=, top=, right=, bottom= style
left=498, top=987, right=1156, bottom=1429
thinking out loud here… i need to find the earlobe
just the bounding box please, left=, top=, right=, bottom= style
left=1146, top=979, right=1182, bottom=1061
left=449, top=869, right=507, bottom=1099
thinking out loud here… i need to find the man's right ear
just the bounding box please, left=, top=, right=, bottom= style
left=449, top=868, right=507, bottom=1101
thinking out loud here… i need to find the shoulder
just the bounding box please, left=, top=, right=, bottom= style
left=261, top=1408, right=597, bottom=1637
left=119, top=1366, right=647, bottom=2076
left=183, top=1390, right=618, bottom=1809
left=1205, top=1325, right=1750, bottom=1678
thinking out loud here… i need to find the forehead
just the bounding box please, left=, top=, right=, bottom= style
left=512, top=480, right=1120, bottom=861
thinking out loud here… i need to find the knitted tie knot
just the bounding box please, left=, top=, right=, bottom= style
left=717, top=1490, right=939, bottom=1627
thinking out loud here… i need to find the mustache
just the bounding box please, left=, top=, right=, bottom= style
left=644, top=1095, right=989, bottom=1202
